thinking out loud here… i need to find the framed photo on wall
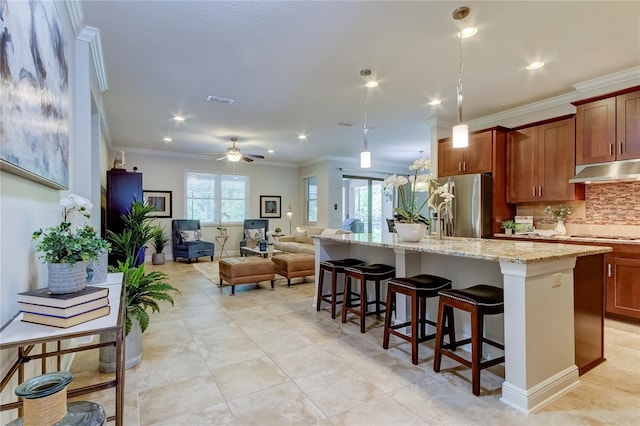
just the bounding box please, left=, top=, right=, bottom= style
left=143, top=190, right=172, bottom=218
left=260, top=195, right=281, bottom=218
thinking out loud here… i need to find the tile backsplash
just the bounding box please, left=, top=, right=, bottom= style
left=514, top=181, right=640, bottom=236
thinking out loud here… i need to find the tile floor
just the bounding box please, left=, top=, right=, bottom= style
left=68, top=260, right=640, bottom=425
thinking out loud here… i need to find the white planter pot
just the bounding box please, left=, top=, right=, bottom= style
left=47, top=261, right=88, bottom=294
left=394, top=223, right=427, bottom=242
left=99, top=317, right=143, bottom=372
left=152, top=252, right=165, bottom=265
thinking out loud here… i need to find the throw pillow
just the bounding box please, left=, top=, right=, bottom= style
left=320, top=228, right=339, bottom=236
left=180, top=230, right=202, bottom=243
left=294, top=227, right=308, bottom=243
left=244, top=228, right=265, bottom=241
left=305, top=227, right=324, bottom=244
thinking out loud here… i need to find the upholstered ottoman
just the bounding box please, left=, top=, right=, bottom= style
left=271, top=253, right=315, bottom=287
left=219, top=257, right=275, bottom=295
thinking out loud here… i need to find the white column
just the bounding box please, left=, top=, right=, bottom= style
left=499, top=258, right=579, bottom=414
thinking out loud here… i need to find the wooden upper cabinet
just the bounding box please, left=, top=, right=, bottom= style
left=575, top=88, right=640, bottom=164
left=507, top=116, right=584, bottom=203
left=617, top=91, right=640, bottom=161
left=438, top=130, right=493, bottom=177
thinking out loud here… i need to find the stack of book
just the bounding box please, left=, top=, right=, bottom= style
left=17, top=286, right=110, bottom=328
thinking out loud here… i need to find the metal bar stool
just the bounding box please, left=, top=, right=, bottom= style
left=433, top=284, right=505, bottom=396
left=316, top=258, right=365, bottom=319
left=382, top=274, right=455, bottom=365
left=342, top=263, right=396, bottom=333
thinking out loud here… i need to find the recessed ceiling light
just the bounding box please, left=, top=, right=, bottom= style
left=172, top=115, right=186, bottom=122
left=268, top=148, right=275, bottom=154
left=365, top=80, right=379, bottom=88
left=298, top=134, right=308, bottom=140
left=526, top=61, right=545, bottom=70
left=458, top=26, right=477, bottom=38
left=162, top=137, right=172, bottom=142
left=428, top=99, right=442, bottom=106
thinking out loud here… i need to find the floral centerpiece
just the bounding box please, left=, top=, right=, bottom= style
left=32, top=194, right=110, bottom=293
left=544, top=205, right=572, bottom=235
left=384, top=157, right=454, bottom=241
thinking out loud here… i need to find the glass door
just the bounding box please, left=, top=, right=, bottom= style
left=342, top=176, right=392, bottom=237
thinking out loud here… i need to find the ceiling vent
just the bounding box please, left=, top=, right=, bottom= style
left=206, top=95, right=234, bottom=104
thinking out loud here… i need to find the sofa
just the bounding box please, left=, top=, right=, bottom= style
left=273, top=227, right=351, bottom=254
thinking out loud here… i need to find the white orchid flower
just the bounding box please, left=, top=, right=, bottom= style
left=409, top=157, right=431, bottom=171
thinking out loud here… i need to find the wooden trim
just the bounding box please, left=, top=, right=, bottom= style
left=510, top=114, right=576, bottom=131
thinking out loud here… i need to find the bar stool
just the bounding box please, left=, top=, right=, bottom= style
left=342, top=263, right=396, bottom=333
left=316, top=258, right=365, bottom=319
left=382, top=274, right=455, bottom=365
left=433, top=284, right=505, bottom=396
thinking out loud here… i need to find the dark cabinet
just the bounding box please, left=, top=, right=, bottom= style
left=574, top=88, right=640, bottom=165
left=507, top=116, right=584, bottom=203
left=606, top=255, right=640, bottom=322
left=106, top=170, right=143, bottom=236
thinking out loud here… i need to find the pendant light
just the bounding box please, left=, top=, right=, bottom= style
left=360, top=69, right=376, bottom=168
left=452, top=6, right=470, bottom=148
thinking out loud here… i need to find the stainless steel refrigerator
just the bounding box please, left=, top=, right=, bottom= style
left=435, top=174, right=492, bottom=238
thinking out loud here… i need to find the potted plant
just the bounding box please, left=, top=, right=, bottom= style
left=107, top=200, right=156, bottom=266
left=544, top=205, right=572, bottom=235
left=501, top=220, right=517, bottom=236
left=384, top=156, right=454, bottom=241
left=151, top=226, right=169, bottom=265
left=99, top=257, right=180, bottom=371
left=32, top=194, right=110, bottom=294
left=274, top=227, right=282, bottom=235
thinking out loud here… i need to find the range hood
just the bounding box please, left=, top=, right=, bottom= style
left=569, top=159, right=640, bottom=183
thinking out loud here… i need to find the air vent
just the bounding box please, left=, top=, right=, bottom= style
left=206, top=95, right=234, bottom=104
left=337, top=121, right=354, bottom=127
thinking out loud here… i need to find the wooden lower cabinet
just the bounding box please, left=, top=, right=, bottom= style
left=606, top=256, right=640, bottom=322
left=574, top=254, right=605, bottom=375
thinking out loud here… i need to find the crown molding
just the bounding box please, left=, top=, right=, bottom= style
left=573, top=66, right=640, bottom=95
left=78, top=26, right=108, bottom=93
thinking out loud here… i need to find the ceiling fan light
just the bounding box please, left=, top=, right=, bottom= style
left=227, top=151, right=242, bottom=162
left=452, top=124, right=469, bottom=148
left=360, top=151, right=371, bottom=168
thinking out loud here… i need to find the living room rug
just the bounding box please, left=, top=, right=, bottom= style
left=192, top=261, right=219, bottom=283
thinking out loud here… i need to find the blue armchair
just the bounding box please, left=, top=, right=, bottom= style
left=239, top=219, right=268, bottom=256
left=172, top=220, right=214, bottom=263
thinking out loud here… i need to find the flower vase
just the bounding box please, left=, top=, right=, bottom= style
left=555, top=219, right=567, bottom=235
left=47, top=261, right=88, bottom=294
left=394, top=223, right=427, bottom=243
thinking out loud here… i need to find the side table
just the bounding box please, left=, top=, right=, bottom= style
left=215, top=236, right=230, bottom=259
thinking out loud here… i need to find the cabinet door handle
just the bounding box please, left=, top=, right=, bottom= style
left=609, top=143, right=613, bottom=156
left=532, top=187, right=536, bottom=198
left=608, top=263, right=612, bottom=278
left=619, top=142, right=623, bottom=155
left=458, top=162, right=462, bottom=172
left=463, top=161, right=466, bottom=171
left=538, top=186, right=542, bottom=197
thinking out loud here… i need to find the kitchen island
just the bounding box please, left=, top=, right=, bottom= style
left=313, top=233, right=611, bottom=414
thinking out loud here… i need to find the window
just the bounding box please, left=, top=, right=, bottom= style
left=185, top=172, right=249, bottom=223
left=305, top=176, right=318, bottom=223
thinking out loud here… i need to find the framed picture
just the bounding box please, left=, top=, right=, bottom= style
left=260, top=195, right=281, bottom=218
left=0, top=1, right=70, bottom=189
left=143, top=190, right=172, bottom=218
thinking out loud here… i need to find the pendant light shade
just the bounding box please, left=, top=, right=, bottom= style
left=452, top=124, right=469, bottom=148
left=360, top=150, right=371, bottom=168
left=452, top=6, right=470, bottom=148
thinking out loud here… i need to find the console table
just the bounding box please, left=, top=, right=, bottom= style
left=0, top=273, right=126, bottom=425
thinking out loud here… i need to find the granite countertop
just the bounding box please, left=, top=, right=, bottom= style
left=314, top=233, right=611, bottom=264
left=495, top=233, right=640, bottom=245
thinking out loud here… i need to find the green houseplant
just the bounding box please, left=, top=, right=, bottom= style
left=100, top=257, right=180, bottom=371
left=32, top=194, right=110, bottom=293
left=501, top=220, right=517, bottom=235
left=151, top=226, right=169, bottom=265
left=107, top=200, right=156, bottom=266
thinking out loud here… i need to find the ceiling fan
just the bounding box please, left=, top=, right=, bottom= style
left=216, top=137, right=265, bottom=162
